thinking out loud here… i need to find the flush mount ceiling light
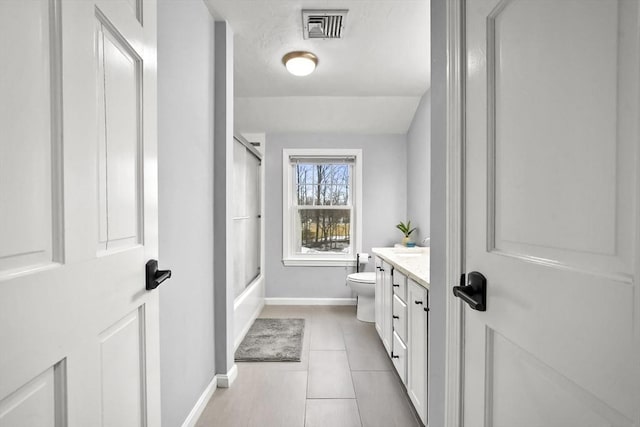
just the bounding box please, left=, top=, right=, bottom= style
left=282, top=51, right=318, bottom=76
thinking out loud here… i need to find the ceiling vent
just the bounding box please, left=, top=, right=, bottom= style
left=302, top=9, right=348, bottom=40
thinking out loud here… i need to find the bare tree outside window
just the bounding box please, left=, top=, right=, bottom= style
left=295, top=163, right=352, bottom=254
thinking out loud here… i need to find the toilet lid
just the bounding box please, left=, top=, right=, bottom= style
left=347, top=272, right=376, bottom=283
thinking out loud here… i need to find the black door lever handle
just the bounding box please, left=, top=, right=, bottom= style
left=453, top=271, right=486, bottom=311
left=146, top=259, right=172, bottom=290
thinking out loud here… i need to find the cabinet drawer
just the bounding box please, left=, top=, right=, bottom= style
left=392, top=294, right=407, bottom=343
left=392, top=268, right=407, bottom=302
left=391, top=331, right=407, bottom=385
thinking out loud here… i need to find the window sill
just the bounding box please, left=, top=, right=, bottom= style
left=282, top=258, right=356, bottom=267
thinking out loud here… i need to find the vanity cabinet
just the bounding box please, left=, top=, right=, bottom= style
left=375, top=257, right=393, bottom=354
left=372, top=248, right=430, bottom=426
left=407, top=278, right=428, bottom=424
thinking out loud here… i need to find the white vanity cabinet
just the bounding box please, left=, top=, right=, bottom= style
left=372, top=248, right=430, bottom=426
left=407, top=278, right=428, bottom=424
left=375, top=257, right=393, bottom=354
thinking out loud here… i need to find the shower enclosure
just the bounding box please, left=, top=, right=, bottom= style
left=233, top=135, right=261, bottom=297
left=232, top=135, right=265, bottom=347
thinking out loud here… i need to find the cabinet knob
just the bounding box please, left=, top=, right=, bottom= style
left=414, top=300, right=423, bottom=305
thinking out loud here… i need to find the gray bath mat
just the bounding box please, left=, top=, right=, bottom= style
left=235, top=318, right=305, bottom=362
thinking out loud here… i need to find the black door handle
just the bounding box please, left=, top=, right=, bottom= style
left=453, top=271, right=486, bottom=311
left=146, top=259, right=172, bottom=290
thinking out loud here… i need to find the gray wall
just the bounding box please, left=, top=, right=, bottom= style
left=158, top=1, right=216, bottom=426
left=407, top=91, right=432, bottom=245
left=265, top=133, right=407, bottom=298
left=430, top=0, right=447, bottom=425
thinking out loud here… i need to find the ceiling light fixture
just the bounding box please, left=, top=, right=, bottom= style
left=282, top=51, right=318, bottom=76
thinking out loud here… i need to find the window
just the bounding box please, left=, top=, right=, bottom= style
left=282, top=149, right=362, bottom=266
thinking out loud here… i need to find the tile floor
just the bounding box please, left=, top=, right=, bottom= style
left=196, top=305, right=422, bottom=427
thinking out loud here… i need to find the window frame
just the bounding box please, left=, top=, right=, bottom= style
left=282, top=148, right=362, bottom=267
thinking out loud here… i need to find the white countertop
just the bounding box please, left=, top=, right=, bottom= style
left=372, top=247, right=430, bottom=289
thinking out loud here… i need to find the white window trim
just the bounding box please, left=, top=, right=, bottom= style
left=282, top=148, right=363, bottom=267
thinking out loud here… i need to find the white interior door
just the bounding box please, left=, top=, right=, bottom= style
left=462, top=0, right=640, bottom=426
left=0, top=1, right=160, bottom=426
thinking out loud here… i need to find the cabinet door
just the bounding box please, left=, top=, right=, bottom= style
left=408, top=279, right=428, bottom=424
left=382, top=263, right=393, bottom=354
left=375, top=257, right=384, bottom=339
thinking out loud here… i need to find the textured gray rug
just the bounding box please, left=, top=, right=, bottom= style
left=235, top=318, right=305, bottom=362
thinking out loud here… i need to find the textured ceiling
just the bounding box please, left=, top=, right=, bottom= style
left=206, top=0, right=430, bottom=134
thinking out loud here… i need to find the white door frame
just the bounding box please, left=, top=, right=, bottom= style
left=443, top=0, right=465, bottom=426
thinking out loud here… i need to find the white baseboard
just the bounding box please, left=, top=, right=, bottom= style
left=264, top=297, right=356, bottom=306
left=216, top=364, right=238, bottom=388
left=181, top=376, right=217, bottom=427
left=234, top=299, right=265, bottom=350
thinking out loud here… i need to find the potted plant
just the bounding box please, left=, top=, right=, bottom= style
left=396, top=220, right=417, bottom=247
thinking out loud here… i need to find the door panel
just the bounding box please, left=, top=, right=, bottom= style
left=0, top=1, right=160, bottom=425
left=100, top=308, right=145, bottom=427
left=463, top=0, right=640, bottom=425
left=0, top=365, right=64, bottom=427
left=487, top=0, right=635, bottom=277
left=97, top=18, right=143, bottom=254
left=486, top=329, right=630, bottom=427
left=0, top=0, right=60, bottom=275
left=123, top=0, right=142, bottom=23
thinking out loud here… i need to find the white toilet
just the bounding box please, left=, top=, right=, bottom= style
left=347, top=271, right=376, bottom=322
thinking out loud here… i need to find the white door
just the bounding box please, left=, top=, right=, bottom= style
left=0, top=1, right=160, bottom=426
left=462, top=0, right=640, bottom=426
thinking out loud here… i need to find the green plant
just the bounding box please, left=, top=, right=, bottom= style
left=396, top=220, right=417, bottom=238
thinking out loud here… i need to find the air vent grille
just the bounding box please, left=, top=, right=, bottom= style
left=302, top=9, right=348, bottom=39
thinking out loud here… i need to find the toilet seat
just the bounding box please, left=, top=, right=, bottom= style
left=347, top=272, right=376, bottom=284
